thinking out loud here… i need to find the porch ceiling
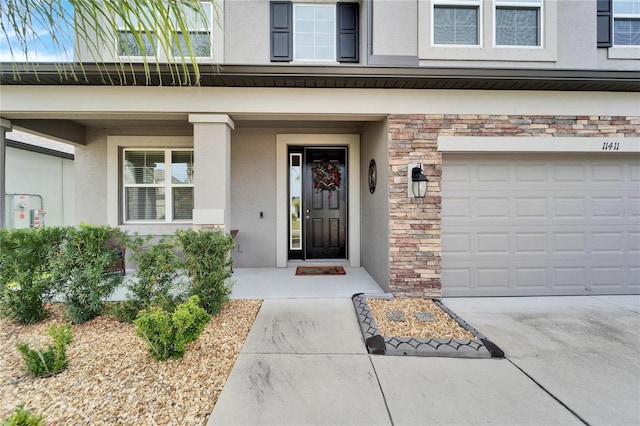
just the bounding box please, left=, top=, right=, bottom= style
left=2, top=63, right=639, bottom=92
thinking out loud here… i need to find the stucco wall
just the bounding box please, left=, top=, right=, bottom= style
left=75, top=128, right=109, bottom=225
left=5, top=146, right=74, bottom=227
left=230, top=128, right=278, bottom=267
left=361, top=120, right=390, bottom=292
left=371, top=0, right=417, bottom=57
left=75, top=126, right=192, bottom=233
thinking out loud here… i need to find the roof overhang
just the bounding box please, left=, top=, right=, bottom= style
left=1, top=63, right=639, bottom=92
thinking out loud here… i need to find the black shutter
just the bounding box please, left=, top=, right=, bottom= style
left=597, top=0, right=612, bottom=47
left=336, top=2, right=359, bottom=63
left=271, top=1, right=292, bottom=61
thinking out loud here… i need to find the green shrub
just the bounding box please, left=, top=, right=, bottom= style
left=50, top=225, right=127, bottom=324
left=175, top=229, right=234, bottom=315
left=16, top=323, right=73, bottom=377
left=114, top=235, right=184, bottom=322
left=134, top=296, right=210, bottom=361
left=0, top=227, right=66, bottom=324
left=1, top=404, right=45, bottom=426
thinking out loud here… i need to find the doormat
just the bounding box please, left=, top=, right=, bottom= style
left=296, top=266, right=346, bottom=276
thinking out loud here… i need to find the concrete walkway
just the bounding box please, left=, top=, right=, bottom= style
left=208, top=295, right=640, bottom=425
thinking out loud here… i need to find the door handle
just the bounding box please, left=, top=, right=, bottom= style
left=305, top=209, right=311, bottom=219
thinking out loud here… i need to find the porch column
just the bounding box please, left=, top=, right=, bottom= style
left=0, top=119, right=11, bottom=229
left=188, top=114, right=234, bottom=232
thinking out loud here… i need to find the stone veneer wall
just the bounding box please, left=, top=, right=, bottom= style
left=387, top=114, right=640, bottom=297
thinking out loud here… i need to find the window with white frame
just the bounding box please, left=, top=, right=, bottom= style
left=613, top=0, right=640, bottom=45
left=171, top=1, right=213, bottom=57
left=495, top=0, right=541, bottom=46
left=123, top=149, right=194, bottom=223
left=294, top=4, right=335, bottom=60
left=433, top=0, right=480, bottom=45
left=116, top=1, right=213, bottom=58
left=116, top=13, right=157, bottom=57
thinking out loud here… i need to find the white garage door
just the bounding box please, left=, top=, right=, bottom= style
left=442, top=153, right=640, bottom=297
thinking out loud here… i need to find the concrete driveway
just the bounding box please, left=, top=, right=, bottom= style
left=443, top=295, right=640, bottom=426
left=208, top=295, right=640, bottom=426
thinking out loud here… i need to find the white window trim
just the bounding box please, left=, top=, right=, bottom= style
left=114, top=1, right=223, bottom=64
left=492, top=0, right=544, bottom=48
left=122, top=148, right=194, bottom=224
left=610, top=0, right=640, bottom=54
left=418, top=0, right=557, bottom=62
left=431, top=0, right=483, bottom=47
left=293, top=3, right=338, bottom=63
left=107, top=136, right=193, bottom=231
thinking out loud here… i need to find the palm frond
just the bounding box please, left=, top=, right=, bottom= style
left=0, top=0, right=216, bottom=86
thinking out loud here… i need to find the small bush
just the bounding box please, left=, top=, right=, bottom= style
left=16, top=323, right=73, bottom=377
left=134, top=296, right=210, bottom=361
left=114, top=235, right=184, bottom=322
left=50, top=225, right=127, bottom=324
left=176, top=229, right=234, bottom=315
left=1, top=404, right=45, bottom=426
left=0, top=227, right=66, bottom=324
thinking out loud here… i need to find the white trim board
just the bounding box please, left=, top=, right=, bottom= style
left=276, top=134, right=361, bottom=268
left=438, top=137, right=640, bottom=153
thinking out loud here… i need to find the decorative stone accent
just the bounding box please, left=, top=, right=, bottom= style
left=385, top=310, right=406, bottom=322
left=386, top=114, right=640, bottom=297
left=414, top=311, right=435, bottom=322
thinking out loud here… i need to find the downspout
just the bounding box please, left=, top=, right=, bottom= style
left=0, top=119, right=11, bottom=229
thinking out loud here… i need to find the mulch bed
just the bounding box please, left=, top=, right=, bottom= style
left=1, top=300, right=262, bottom=425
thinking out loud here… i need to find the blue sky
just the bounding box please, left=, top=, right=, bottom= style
left=0, top=0, right=74, bottom=62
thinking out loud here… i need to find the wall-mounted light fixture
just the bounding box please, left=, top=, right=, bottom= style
left=410, top=164, right=428, bottom=199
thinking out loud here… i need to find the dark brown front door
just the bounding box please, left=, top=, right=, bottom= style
left=303, top=148, right=347, bottom=259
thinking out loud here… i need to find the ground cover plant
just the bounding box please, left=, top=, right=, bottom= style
left=1, top=403, right=45, bottom=426
left=135, top=296, right=210, bottom=361
left=15, top=323, right=73, bottom=377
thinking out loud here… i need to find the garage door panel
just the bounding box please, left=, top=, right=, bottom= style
left=477, top=233, right=509, bottom=253
left=592, top=197, right=625, bottom=217
left=442, top=153, right=640, bottom=297
left=515, top=198, right=547, bottom=217
left=630, top=233, right=640, bottom=252
left=515, top=233, right=547, bottom=252
left=553, top=197, right=586, bottom=217
left=477, top=198, right=509, bottom=217
left=477, top=268, right=509, bottom=288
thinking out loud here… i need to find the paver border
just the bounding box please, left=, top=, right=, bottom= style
left=352, top=293, right=504, bottom=358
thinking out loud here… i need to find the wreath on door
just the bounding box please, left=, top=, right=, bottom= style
left=312, top=160, right=341, bottom=198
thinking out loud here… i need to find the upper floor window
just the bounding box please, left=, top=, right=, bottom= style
left=613, top=0, right=640, bottom=45
left=270, top=1, right=359, bottom=63
left=172, top=2, right=214, bottom=57
left=116, top=2, right=213, bottom=59
left=495, top=0, right=541, bottom=46
left=294, top=4, right=336, bottom=61
left=433, top=0, right=480, bottom=45
left=419, top=0, right=557, bottom=61
left=116, top=14, right=156, bottom=57
left=123, top=149, right=194, bottom=223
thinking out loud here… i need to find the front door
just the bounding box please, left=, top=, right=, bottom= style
left=303, top=148, right=347, bottom=259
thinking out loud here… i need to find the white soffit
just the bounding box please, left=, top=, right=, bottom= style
left=438, top=137, right=640, bottom=153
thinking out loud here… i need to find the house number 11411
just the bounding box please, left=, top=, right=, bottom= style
left=602, top=142, right=620, bottom=151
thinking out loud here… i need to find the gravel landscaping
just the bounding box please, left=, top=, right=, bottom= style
left=0, top=300, right=262, bottom=425
left=367, top=298, right=475, bottom=340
